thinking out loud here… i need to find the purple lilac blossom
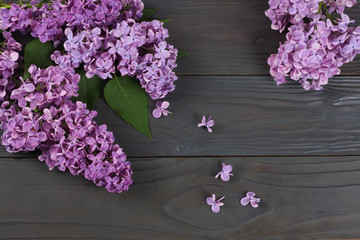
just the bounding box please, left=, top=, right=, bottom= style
left=152, top=101, right=171, bottom=118
left=198, top=116, right=215, bottom=133
left=0, top=0, right=144, bottom=45
left=0, top=59, right=133, bottom=193
left=0, top=0, right=178, bottom=99
left=215, top=163, right=234, bottom=182
left=206, top=194, right=225, bottom=214
left=0, top=31, right=22, bottom=101
left=0, top=0, right=179, bottom=193
left=240, top=192, right=261, bottom=208
left=53, top=19, right=178, bottom=99
left=265, top=0, right=360, bottom=90
left=38, top=101, right=133, bottom=193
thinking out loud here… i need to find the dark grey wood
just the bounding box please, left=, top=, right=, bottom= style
left=3, top=76, right=360, bottom=158
left=142, top=0, right=360, bottom=75
left=96, top=75, right=360, bottom=157
left=1, top=156, right=360, bottom=239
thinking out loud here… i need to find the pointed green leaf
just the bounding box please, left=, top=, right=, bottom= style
left=73, top=69, right=103, bottom=110
left=159, top=19, right=171, bottom=25
left=178, top=49, right=189, bottom=58
left=140, top=8, right=158, bottom=21
left=104, top=75, right=152, bottom=138
left=23, top=39, right=55, bottom=79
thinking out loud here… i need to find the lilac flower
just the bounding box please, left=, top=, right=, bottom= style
left=240, top=192, right=261, bottom=208
left=215, top=163, right=234, bottom=182
left=206, top=194, right=225, bottom=213
left=198, top=116, right=215, bottom=133
left=0, top=0, right=182, bottom=194
left=152, top=101, right=171, bottom=118
left=265, top=0, right=360, bottom=90
left=38, top=101, right=133, bottom=193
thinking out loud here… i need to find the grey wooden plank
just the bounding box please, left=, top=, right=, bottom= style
left=142, top=0, right=360, bottom=75
left=2, top=75, right=360, bottom=158
left=1, top=156, right=360, bottom=239
left=98, top=75, right=360, bottom=157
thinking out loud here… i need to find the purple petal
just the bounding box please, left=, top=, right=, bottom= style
left=223, top=164, right=232, bottom=172
left=207, top=120, right=215, bottom=127
left=250, top=200, right=259, bottom=208
left=211, top=204, right=221, bottom=213
left=152, top=108, right=162, bottom=118
left=162, top=109, right=171, bottom=116
left=161, top=101, right=170, bottom=109
left=240, top=197, right=250, bottom=206
left=24, top=83, right=35, bottom=92
left=206, top=196, right=215, bottom=205
left=247, top=192, right=256, bottom=198
left=156, top=101, right=162, bottom=108
left=220, top=173, right=230, bottom=182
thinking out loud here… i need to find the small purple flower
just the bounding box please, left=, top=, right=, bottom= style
left=152, top=101, right=171, bottom=118
left=206, top=194, right=225, bottom=214
left=240, top=192, right=261, bottom=208
left=215, top=163, right=233, bottom=182
left=198, top=115, right=215, bottom=133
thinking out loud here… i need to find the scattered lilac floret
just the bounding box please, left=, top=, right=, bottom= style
left=198, top=115, right=214, bottom=133
left=152, top=101, right=171, bottom=118
left=215, top=163, right=234, bottom=182
left=206, top=194, right=225, bottom=213
left=240, top=192, right=261, bottom=208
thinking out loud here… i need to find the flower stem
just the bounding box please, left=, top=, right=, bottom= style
left=318, top=1, right=339, bottom=25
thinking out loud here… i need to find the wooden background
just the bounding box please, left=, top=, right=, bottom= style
left=2, top=0, right=360, bottom=239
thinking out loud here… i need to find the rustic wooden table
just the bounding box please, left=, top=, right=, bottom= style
left=2, top=0, right=360, bottom=239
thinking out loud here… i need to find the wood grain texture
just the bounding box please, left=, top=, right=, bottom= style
left=1, top=1, right=360, bottom=239
left=2, top=75, right=360, bottom=158
left=92, top=75, right=360, bottom=157
left=1, top=156, right=360, bottom=239
left=142, top=0, right=360, bottom=75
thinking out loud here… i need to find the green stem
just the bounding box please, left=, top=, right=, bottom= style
left=318, top=1, right=339, bottom=25
left=318, top=2, right=323, bottom=14
left=12, top=76, right=21, bottom=87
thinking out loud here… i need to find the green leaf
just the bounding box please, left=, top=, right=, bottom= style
left=140, top=8, right=158, bottom=21
left=73, top=69, right=103, bottom=110
left=178, top=49, right=189, bottom=58
left=23, top=38, right=55, bottom=79
left=159, top=19, right=171, bottom=25
left=104, top=75, right=152, bottom=138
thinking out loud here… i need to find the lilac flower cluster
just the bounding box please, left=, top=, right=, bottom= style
left=0, top=34, right=133, bottom=193
left=0, top=0, right=178, bottom=99
left=0, top=0, right=144, bottom=45
left=265, top=0, right=360, bottom=90
left=0, top=0, right=181, bottom=193
left=38, top=101, right=132, bottom=193
left=0, top=32, right=22, bottom=99
left=52, top=18, right=178, bottom=99
left=265, top=0, right=356, bottom=32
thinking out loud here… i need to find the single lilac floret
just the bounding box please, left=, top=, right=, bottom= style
left=240, top=192, right=261, bottom=208
left=198, top=116, right=215, bottom=133
left=215, top=163, right=234, bottom=182
left=152, top=101, right=171, bottom=118
left=206, top=194, right=225, bottom=213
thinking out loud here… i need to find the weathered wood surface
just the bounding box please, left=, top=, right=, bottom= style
left=2, top=156, right=360, bottom=239
left=2, top=0, right=360, bottom=239
left=143, top=0, right=360, bottom=75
